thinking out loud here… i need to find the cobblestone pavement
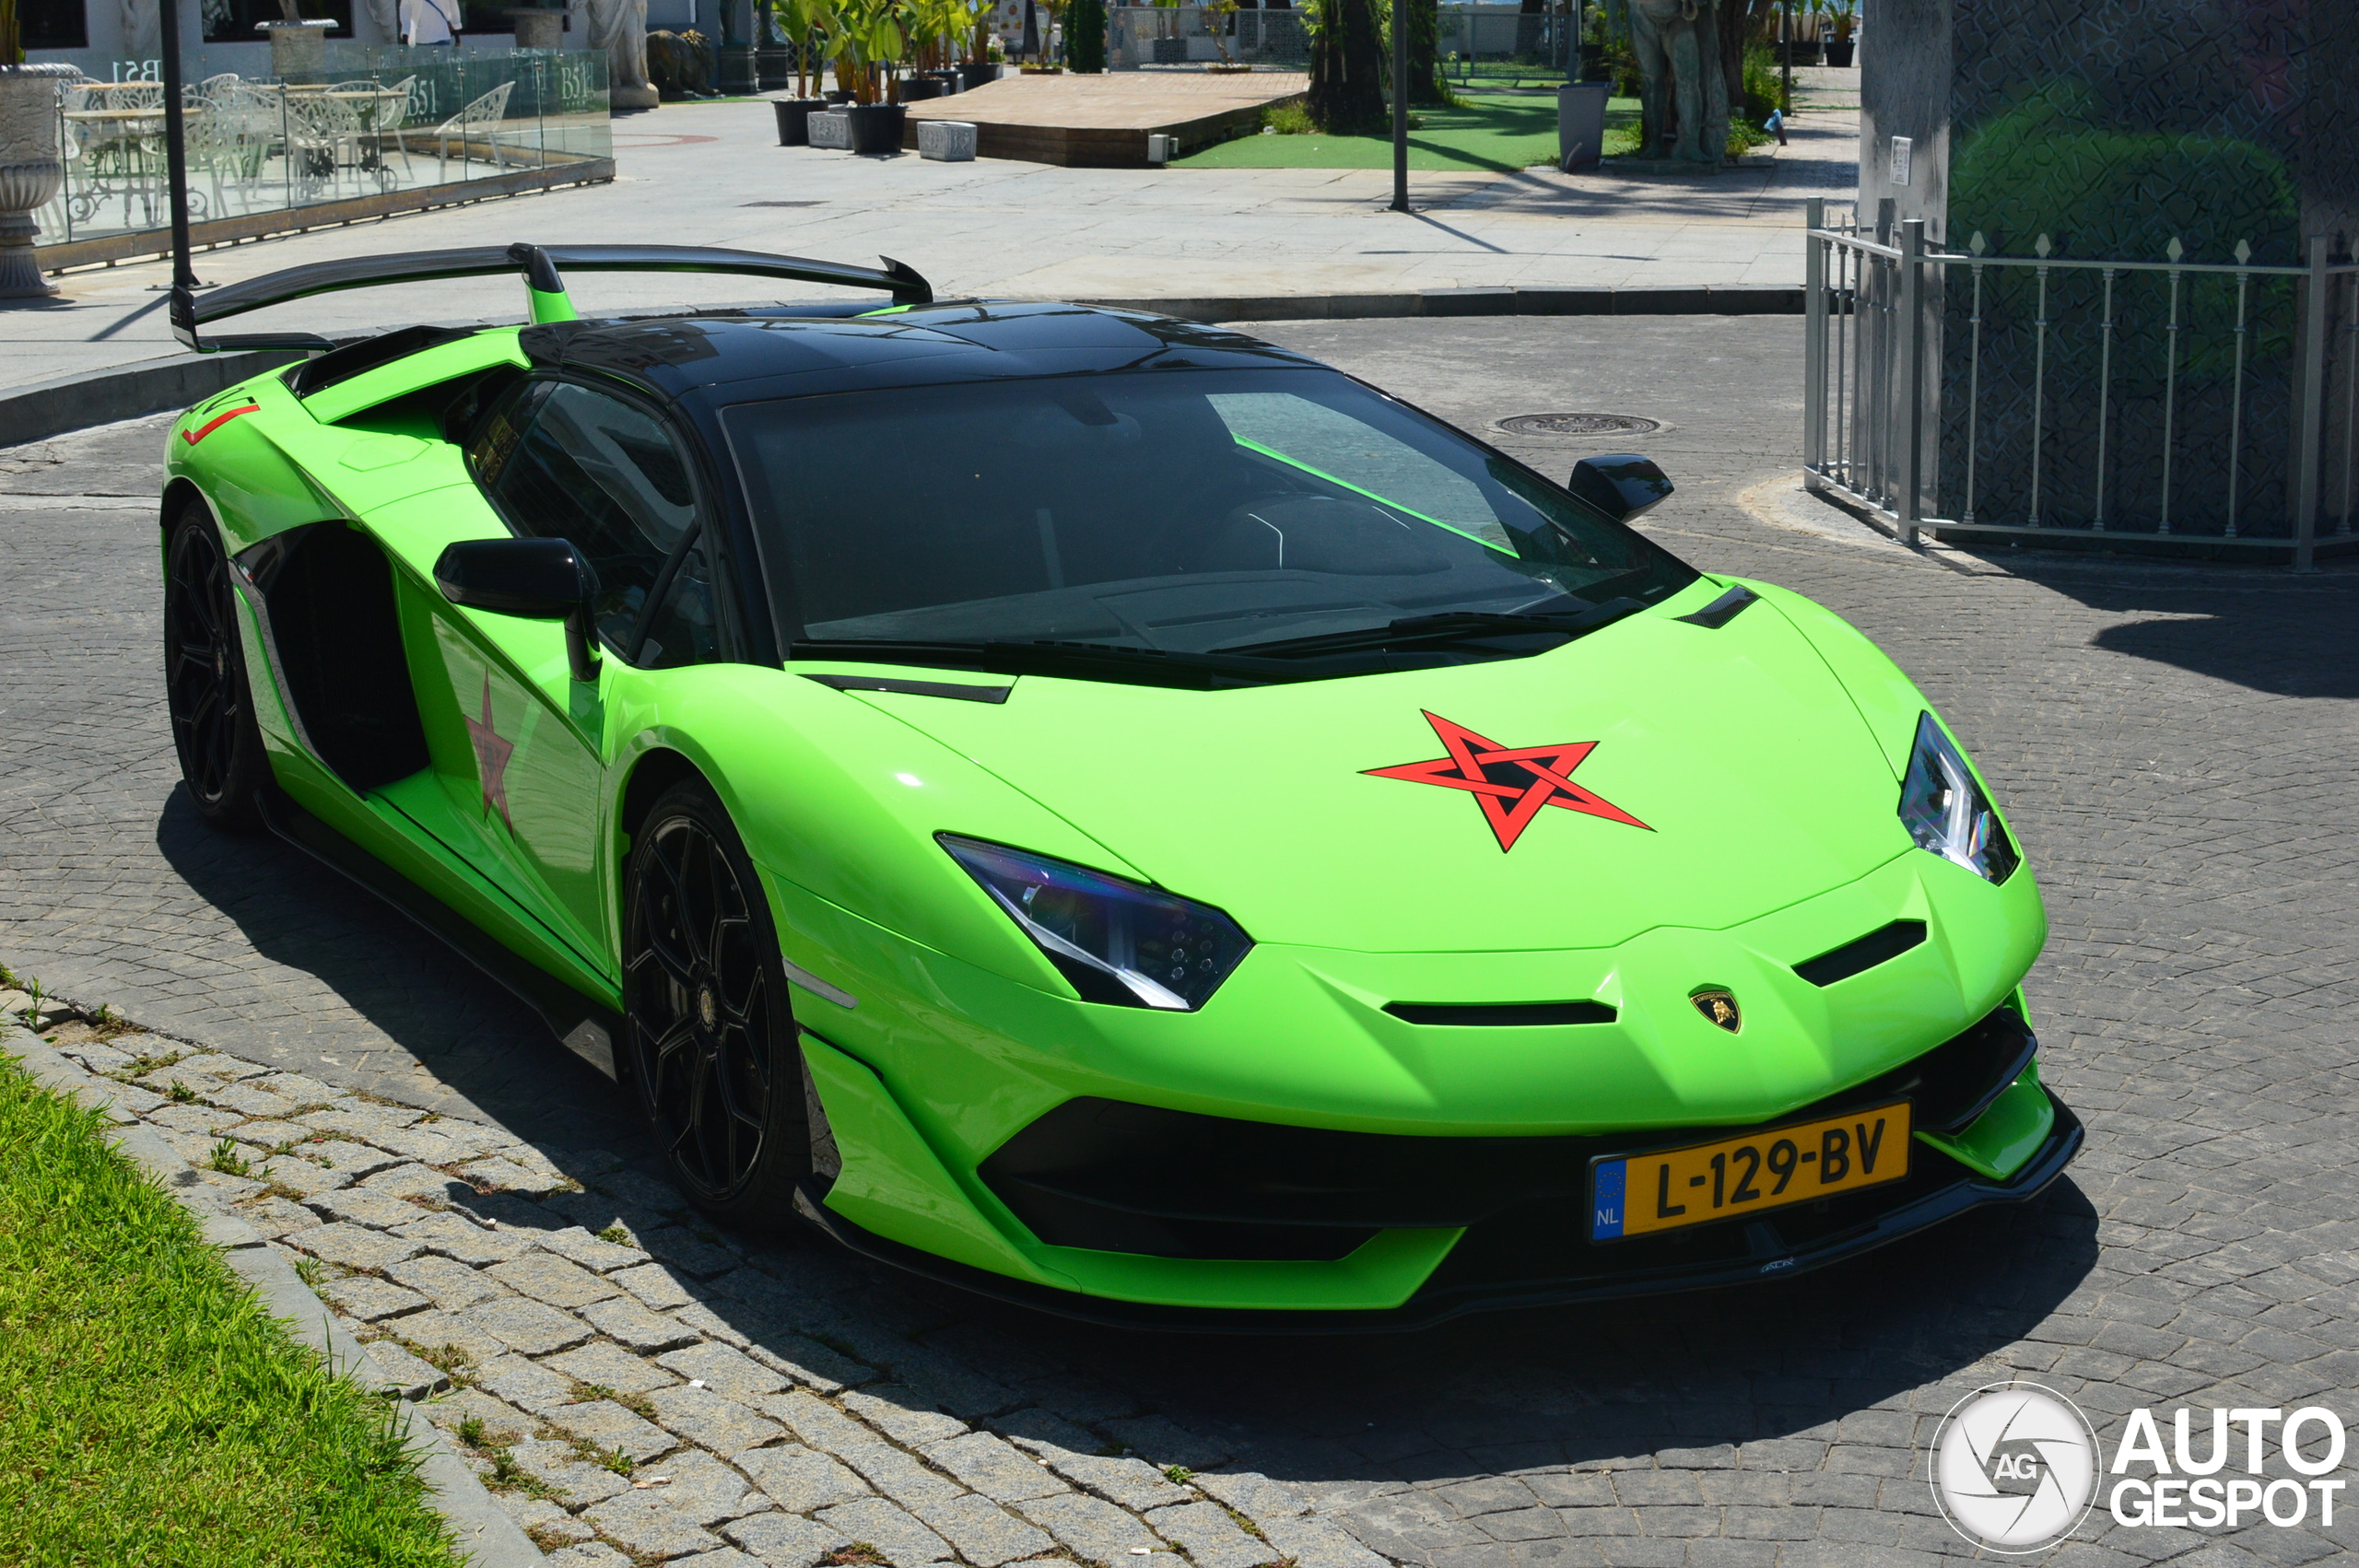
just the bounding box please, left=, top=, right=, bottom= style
left=2, top=319, right=2355, bottom=1567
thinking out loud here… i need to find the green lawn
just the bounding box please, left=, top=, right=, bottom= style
left=0, top=1057, right=460, bottom=1567
left=1177, top=91, right=1639, bottom=173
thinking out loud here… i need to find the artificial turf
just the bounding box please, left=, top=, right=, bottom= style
left=1175, top=90, right=1640, bottom=173
left=0, top=1056, right=459, bottom=1567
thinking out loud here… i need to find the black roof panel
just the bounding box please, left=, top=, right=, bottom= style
left=520, top=303, right=1322, bottom=404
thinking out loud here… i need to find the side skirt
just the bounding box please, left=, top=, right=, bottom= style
left=257, top=787, right=626, bottom=1080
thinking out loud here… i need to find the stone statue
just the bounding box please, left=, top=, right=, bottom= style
left=1628, top=0, right=1727, bottom=166
left=586, top=0, right=662, bottom=109
left=121, top=0, right=162, bottom=60
left=367, top=0, right=397, bottom=43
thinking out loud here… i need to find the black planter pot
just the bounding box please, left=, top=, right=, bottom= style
left=1578, top=42, right=1608, bottom=82
left=1825, top=38, right=1855, bottom=66
left=844, top=100, right=908, bottom=155
left=924, top=69, right=960, bottom=94
left=958, top=61, right=1000, bottom=89
left=825, top=88, right=855, bottom=104
left=772, top=96, right=827, bottom=145
left=900, top=76, right=946, bottom=101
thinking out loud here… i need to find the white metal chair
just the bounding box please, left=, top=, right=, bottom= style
left=431, top=81, right=514, bottom=181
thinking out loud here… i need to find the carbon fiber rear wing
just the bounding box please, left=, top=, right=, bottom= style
left=169, top=241, right=934, bottom=353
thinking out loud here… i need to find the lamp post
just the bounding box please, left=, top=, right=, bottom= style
left=1390, top=0, right=1408, bottom=212
left=158, top=0, right=196, bottom=293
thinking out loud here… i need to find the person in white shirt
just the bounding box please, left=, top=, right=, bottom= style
left=402, top=0, right=462, bottom=45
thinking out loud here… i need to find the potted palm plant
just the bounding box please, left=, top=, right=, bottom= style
left=773, top=0, right=836, bottom=143
left=1824, top=0, right=1855, bottom=66
left=0, top=0, right=74, bottom=299
left=831, top=0, right=910, bottom=152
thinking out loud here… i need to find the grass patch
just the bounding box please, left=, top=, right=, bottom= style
left=0, top=1057, right=459, bottom=1565
left=1182, top=91, right=1638, bottom=172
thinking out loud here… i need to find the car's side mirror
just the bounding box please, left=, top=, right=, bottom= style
left=1568, top=454, right=1674, bottom=523
left=435, top=537, right=603, bottom=684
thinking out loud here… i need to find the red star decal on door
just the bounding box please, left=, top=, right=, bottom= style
left=1365, top=710, right=1651, bottom=851
left=463, top=674, right=514, bottom=832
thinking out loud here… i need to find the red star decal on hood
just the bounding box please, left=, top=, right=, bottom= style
left=1366, top=710, right=1651, bottom=851
left=463, top=674, right=514, bottom=832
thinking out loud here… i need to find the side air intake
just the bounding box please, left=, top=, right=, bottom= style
left=1793, top=920, right=1927, bottom=988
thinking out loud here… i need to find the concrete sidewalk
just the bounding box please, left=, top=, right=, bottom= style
left=4, top=68, right=1858, bottom=401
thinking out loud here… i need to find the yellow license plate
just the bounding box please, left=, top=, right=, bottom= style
left=1589, top=1101, right=1911, bottom=1241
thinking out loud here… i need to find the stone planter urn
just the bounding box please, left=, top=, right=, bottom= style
left=257, top=18, right=337, bottom=83
left=505, top=6, right=567, bottom=47
left=0, top=64, right=76, bottom=301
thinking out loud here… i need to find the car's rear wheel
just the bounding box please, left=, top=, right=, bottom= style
left=622, top=778, right=810, bottom=1224
left=163, top=502, right=269, bottom=833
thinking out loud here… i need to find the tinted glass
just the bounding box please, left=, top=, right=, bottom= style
left=724, top=369, right=1693, bottom=653
left=639, top=546, right=725, bottom=670
left=480, top=382, right=700, bottom=651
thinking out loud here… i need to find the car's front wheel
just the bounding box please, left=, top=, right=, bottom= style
left=163, top=501, right=270, bottom=833
left=622, top=778, right=811, bottom=1225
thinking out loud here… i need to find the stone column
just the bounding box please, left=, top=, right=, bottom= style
left=257, top=18, right=337, bottom=82
left=506, top=6, right=567, bottom=46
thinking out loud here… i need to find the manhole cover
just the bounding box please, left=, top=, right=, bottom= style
left=1497, top=413, right=1663, bottom=437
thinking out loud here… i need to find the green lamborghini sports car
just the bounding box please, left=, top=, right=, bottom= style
left=161, top=243, right=2078, bottom=1326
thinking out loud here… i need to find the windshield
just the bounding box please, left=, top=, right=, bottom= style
left=724, top=367, right=1696, bottom=658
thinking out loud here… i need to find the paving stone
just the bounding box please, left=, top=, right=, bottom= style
left=508, top=1437, right=636, bottom=1508
left=305, top=1187, right=428, bottom=1231
left=546, top=1338, right=687, bottom=1397
left=658, top=1341, right=792, bottom=1399
left=428, top=1387, right=537, bottom=1445
left=674, top=1301, right=755, bottom=1349
left=320, top=1273, right=429, bottom=1323
left=994, top=1407, right=1103, bottom=1458
left=1192, top=1472, right=1310, bottom=1524
left=253, top=1156, right=350, bottom=1197
left=815, top=1496, right=957, bottom=1567
left=1098, top=1415, right=1232, bottom=1472
left=360, top=1337, right=450, bottom=1398
left=396, top=1210, right=534, bottom=1266
left=540, top=1223, right=648, bottom=1272
left=168, top=1050, right=267, bottom=1081
left=202, top=1082, right=308, bottom=1119
left=475, top=1352, right=581, bottom=1415
left=544, top=1543, right=635, bottom=1568
left=583, top=1293, right=704, bottom=1353
left=291, top=1138, right=404, bottom=1177
left=233, top=1194, right=323, bottom=1239
left=487, top=1250, right=621, bottom=1309
left=747, top=1333, right=873, bottom=1394
left=915, top=1492, right=1057, bottom=1567
left=675, top=1550, right=763, bottom=1568
left=465, top=1294, right=595, bottom=1356
left=280, top=1221, right=420, bottom=1270
left=739, top=1444, right=874, bottom=1512
left=612, top=1260, right=702, bottom=1311
left=361, top=1163, right=468, bottom=1201
left=645, top=1383, right=787, bottom=1457
left=383, top=1308, right=510, bottom=1370
left=1258, top=1513, right=1393, bottom=1568
left=1018, top=1492, right=1169, bottom=1562
left=834, top=1438, right=967, bottom=1511
left=643, top=1225, right=750, bottom=1279
left=845, top=1386, right=968, bottom=1447
left=550, top=1398, right=679, bottom=1465
left=922, top=1431, right=1071, bottom=1504
left=495, top=1493, right=591, bottom=1545
left=724, top=1512, right=852, bottom=1568
left=382, top=1253, right=508, bottom=1311
left=1145, top=1502, right=1284, bottom=1568
left=457, top=1154, right=573, bottom=1195
left=581, top=1492, right=723, bottom=1558
left=635, top=1449, right=774, bottom=1527
left=1047, top=1451, right=1193, bottom=1512
left=299, top=1103, right=425, bottom=1141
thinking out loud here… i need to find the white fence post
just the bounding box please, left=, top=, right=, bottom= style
left=1804, top=197, right=1826, bottom=488
left=1897, top=217, right=1925, bottom=547
left=2295, top=234, right=2330, bottom=572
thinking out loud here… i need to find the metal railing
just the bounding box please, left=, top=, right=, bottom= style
left=1803, top=197, right=2359, bottom=568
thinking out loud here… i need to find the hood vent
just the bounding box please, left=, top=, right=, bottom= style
left=1793, top=919, right=1927, bottom=988
left=1385, top=1000, right=1616, bottom=1027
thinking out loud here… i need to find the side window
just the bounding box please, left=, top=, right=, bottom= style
left=638, top=544, right=723, bottom=670
left=476, top=381, right=704, bottom=653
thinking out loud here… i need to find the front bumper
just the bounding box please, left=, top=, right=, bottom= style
left=794, top=1068, right=2083, bottom=1332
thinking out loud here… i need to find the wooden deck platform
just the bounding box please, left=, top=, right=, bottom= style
left=902, top=72, right=1308, bottom=168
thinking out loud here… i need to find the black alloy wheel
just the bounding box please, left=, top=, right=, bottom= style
left=163, top=504, right=269, bottom=832
left=623, top=778, right=810, bottom=1223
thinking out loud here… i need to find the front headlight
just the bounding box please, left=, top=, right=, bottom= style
left=939, top=835, right=1253, bottom=1011
left=1898, top=712, right=2019, bottom=883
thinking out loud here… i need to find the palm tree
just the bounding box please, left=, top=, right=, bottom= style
left=1308, top=0, right=1385, bottom=134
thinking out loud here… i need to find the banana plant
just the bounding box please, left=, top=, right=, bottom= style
left=779, top=0, right=834, bottom=97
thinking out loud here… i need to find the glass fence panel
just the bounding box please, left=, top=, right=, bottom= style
left=31, top=44, right=610, bottom=252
